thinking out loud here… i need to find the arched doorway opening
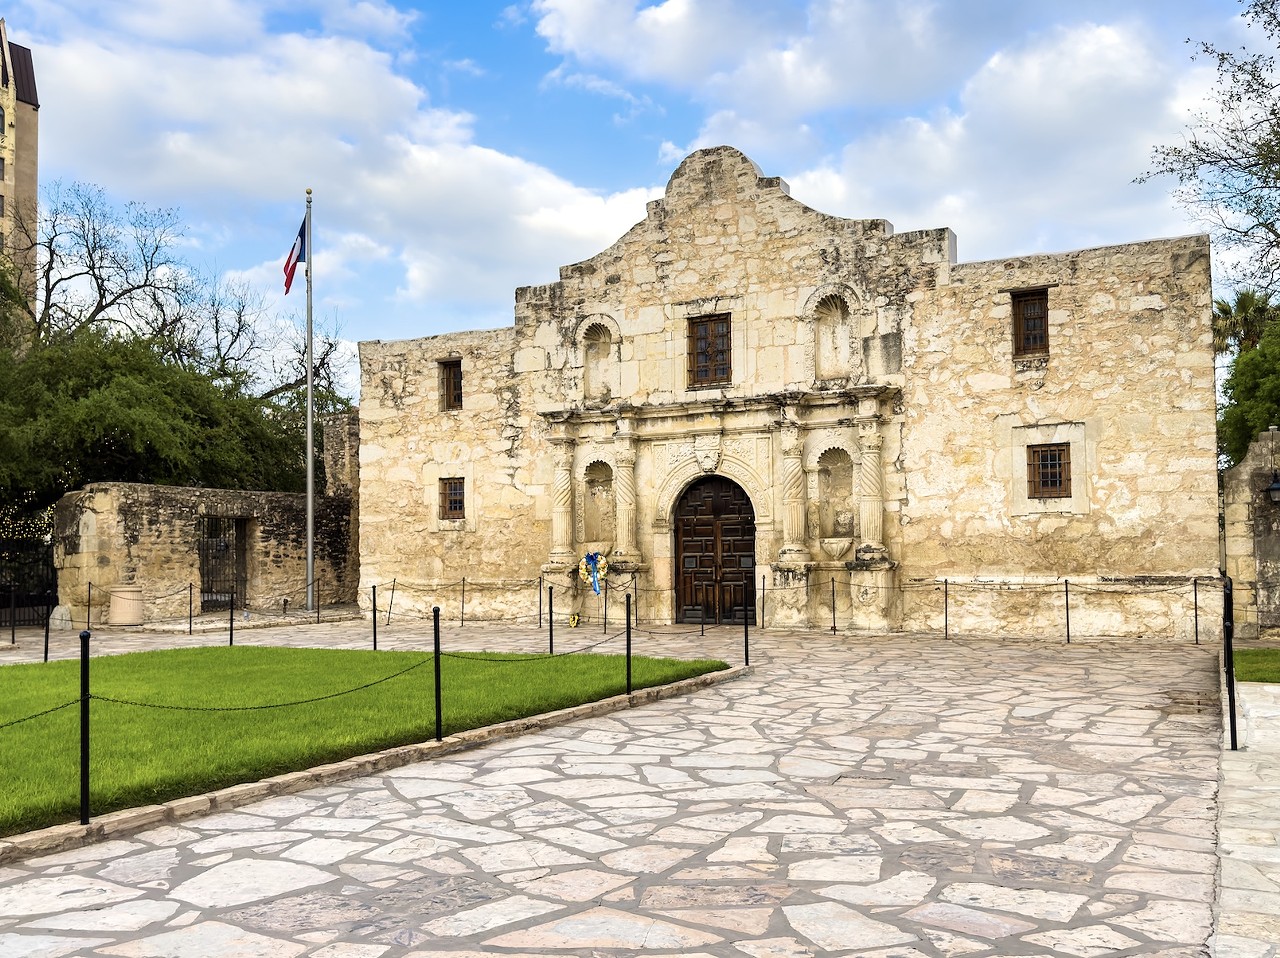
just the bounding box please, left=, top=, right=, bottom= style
left=674, top=475, right=756, bottom=624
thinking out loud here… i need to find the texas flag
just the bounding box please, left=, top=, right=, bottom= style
left=283, top=218, right=306, bottom=295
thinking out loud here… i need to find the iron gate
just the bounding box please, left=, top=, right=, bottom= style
left=0, top=538, right=55, bottom=627
left=198, top=517, right=248, bottom=612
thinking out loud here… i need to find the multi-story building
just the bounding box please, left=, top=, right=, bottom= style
left=357, top=146, right=1219, bottom=639
left=0, top=18, right=37, bottom=282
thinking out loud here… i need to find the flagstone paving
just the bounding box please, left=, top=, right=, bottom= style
left=0, top=620, right=1257, bottom=956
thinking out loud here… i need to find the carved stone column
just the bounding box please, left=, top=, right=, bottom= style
left=857, top=420, right=885, bottom=554
left=778, top=418, right=811, bottom=563
left=549, top=437, right=577, bottom=565
left=613, top=420, right=637, bottom=561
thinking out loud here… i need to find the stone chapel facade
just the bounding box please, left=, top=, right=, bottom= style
left=358, top=147, right=1220, bottom=638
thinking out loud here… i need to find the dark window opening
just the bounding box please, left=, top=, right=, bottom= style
left=688, top=313, right=732, bottom=387
left=439, top=359, right=463, bottom=410
left=1027, top=443, right=1071, bottom=499
left=1012, top=289, right=1049, bottom=357
left=439, top=478, right=465, bottom=519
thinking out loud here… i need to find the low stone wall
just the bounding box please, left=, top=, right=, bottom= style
left=53, top=483, right=355, bottom=629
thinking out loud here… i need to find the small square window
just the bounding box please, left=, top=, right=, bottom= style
left=1027, top=443, right=1071, bottom=499
left=687, top=314, right=732, bottom=387
left=439, top=478, right=465, bottom=519
left=1012, top=289, right=1049, bottom=357
left=439, top=359, right=463, bottom=411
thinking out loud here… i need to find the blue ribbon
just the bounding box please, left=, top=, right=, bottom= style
left=585, top=552, right=602, bottom=595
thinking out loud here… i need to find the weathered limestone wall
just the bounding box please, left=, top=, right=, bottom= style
left=895, top=236, right=1220, bottom=638
left=358, top=328, right=554, bottom=620
left=358, top=146, right=1219, bottom=638
left=323, top=411, right=361, bottom=599
left=1224, top=427, right=1280, bottom=639
left=53, top=483, right=355, bottom=628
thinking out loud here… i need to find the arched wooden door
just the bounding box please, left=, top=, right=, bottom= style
left=675, top=476, right=756, bottom=624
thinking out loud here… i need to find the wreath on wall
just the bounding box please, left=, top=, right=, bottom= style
left=579, top=552, right=609, bottom=595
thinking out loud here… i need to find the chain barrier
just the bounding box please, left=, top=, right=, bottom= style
left=0, top=699, right=78, bottom=731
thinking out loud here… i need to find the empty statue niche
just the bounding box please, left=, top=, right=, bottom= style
left=583, top=323, right=612, bottom=403
left=818, top=448, right=857, bottom=538
left=815, top=294, right=854, bottom=381
left=583, top=461, right=615, bottom=546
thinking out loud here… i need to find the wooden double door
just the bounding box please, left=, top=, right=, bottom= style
left=675, top=476, right=756, bottom=624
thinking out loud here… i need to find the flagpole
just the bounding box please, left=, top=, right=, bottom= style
left=305, top=188, right=315, bottom=612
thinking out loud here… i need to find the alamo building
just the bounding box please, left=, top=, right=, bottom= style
left=357, top=146, right=1219, bottom=638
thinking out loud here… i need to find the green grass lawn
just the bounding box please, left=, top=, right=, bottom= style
left=0, top=646, right=727, bottom=837
left=1236, top=648, right=1280, bottom=683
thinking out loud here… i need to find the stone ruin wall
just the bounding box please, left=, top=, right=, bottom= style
left=896, top=235, right=1220, bottom=639
left=1224, top=428, right=1280, bottom=639
left=53, top=483, right=355, bottom=628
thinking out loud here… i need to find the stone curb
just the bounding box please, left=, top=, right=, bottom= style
left=0, top=664, right=750, bottom=865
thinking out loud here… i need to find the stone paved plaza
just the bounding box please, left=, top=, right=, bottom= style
left=0, top=619, right=1273, bottom=957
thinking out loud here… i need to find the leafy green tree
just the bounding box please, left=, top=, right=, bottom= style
left=1220, top=320, right=1280, bottom=464
left=1214, top=287, right=1279, bottom=354
left=1143, top=0, right=1280, bottom=292
left=0, top=331, right=309, bottom=509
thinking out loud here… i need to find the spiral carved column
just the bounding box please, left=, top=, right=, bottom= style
left=613, top=437, right=637, bottom=560
left=550, top=437, right=577, bottom=564
left=857, top=422, right=885, bottom=552
left=779, top=419, right=811, bottom=562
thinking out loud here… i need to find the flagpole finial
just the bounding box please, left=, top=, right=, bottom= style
left=306, top=188, right=312, bottom=195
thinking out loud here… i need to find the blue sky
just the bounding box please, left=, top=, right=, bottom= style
left=7, top=0, right=1253, bottom=386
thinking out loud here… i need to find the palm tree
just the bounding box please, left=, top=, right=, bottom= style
left=1213, top=288, right=1278, bottom=355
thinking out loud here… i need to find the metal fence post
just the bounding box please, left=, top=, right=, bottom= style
left=626, top=592, right=633, bottom=695
left=372, top=584, right=378, bottom=651
left=1194, top=578, right=1200, bottom=645
left=830, top=577, right=837, bottom=634
left=188, top=582, right=193, bottom=635
left=1225, top=577, right=1238, bottom=751
left=1064, top=579, right=1071, bottom=644
left=80, top=629, right=91, bottom=825
left=433, top=606, right=443, bottom=742
left=944, top=579, right=949, bottom=639
left=386, top=578, right=396, bottom=626
left=43, top=592, right=52, bottom=663
left=761, top=573, right=766, bottom=628
left=548, top=586, right=554, bottom=655
left=229, top=590, right=235, bottom=646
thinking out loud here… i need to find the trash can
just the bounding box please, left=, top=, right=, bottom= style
left=108, top=585, right=145, bottom=626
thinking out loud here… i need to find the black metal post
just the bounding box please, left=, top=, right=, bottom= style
left=761, top=574, right=766, bottom=628
left=1225, top=577, right=1238, bottom=751
left=433, top=606, right=443, bottom=742
left=80, top=629, right=91, bottom=825
left=461, top=577, right=466, bottom=627
left=548, top=586, right=554, bottom=654
left=372, top=585, right=378, bottom=651
left=625, top=592, right=633, bottom=695
left=188, top=582, right=193, bottom=635
left=1194, top=578, right=1200, bottom=645
left=43, top=592, right=51, bottom=662
left=944, top=579, right=949, bottom=639
left=386, top=578, right=396, bottom=625
left=1064, top=579, right=1071, bottom=644
left=830, top=577, right=837, bottom=634
left=229, top=589, right=235, bottom=646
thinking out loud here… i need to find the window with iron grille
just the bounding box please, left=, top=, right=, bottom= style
left=439, top=478, right=465, bottom=519
left=688, top=314, right=732, bottom=387
left=1027, top=443, right=1071, bottom=498
left=1012, top=288, right=1049, bottom=357
left=439, top=359, right=463, bottom=411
